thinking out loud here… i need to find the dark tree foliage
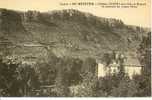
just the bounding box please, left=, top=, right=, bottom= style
left=97, top=73, right=138, bottom=97
left=137, top=32, right=151, bottom=74
left=64, top=57, right=83, bottom=86
left=36, top=62, right=56, bottom=85
left=0, top=58, right=20, bottom=96
left=97, top=73, right=119, bottom=96
left=81, top=57, right=97, bottom=75
left=72, top=72, right=97, bottom=97
left=135, top=32, right=151, bottom=96
left=54, top=59, right=70, bottom=97
left=68, top=57, right=98, bottom=97
left=110, top=77, right=138, bottom=97
left=76, top=57, right=98, bottom=97
left=102, top=53, right=112, bottom=66
left=0, top=57, right=40, bottom=97
left=117, top=54, right=126, bottom=79
left=54, top=57, right=83, bottom=95
left=17, top=64, right=40, bottom=96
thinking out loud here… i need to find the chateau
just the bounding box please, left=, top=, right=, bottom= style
left=97, top=52, right=143, bottom=79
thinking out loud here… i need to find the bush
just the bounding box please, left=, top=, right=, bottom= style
left=110, top=78, right=138, bottom=97
left=69, top=72, right=97, bottom=97
left=97, top=73, right=138, bottom=97
left=0, top=57, right=40, bottom=97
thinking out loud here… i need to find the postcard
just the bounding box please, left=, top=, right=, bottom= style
left=0, top=0, right=151, bottom=98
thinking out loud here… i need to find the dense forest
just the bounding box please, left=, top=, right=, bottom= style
left=0, top=32, right=151, bottom=97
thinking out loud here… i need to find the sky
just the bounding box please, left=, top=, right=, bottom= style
left=0, top=0, right=151, bottom=27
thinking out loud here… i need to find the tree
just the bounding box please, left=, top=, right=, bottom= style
left=0, top=58, right=20, bottom=96
left=136, top=32, right=151, bottom=96
left=53, top=59, right=70, bottom=97
left=71, top=72, right=97, bottom=97
left=117, top=53, right=126, bottom=79
left=64, top=58, right=83, bottom=86
left=110, top=78, right=138, bottom=97
left=102, top=53, right=112, bottom=66
left=97, top=73, right=120, bottom=96
left=81, top=57, right=97, bottom=76
left=73, top=57, right=98, bottom=97
left=17, top=64, right=40, bottom=96
left=36, top=62, right=56, bottom=85
left=137, top=32, right=151, bottom=74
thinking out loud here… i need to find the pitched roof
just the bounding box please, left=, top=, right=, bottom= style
left=123, top=56, right=142, bottom=66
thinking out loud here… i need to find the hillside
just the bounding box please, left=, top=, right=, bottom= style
left=0, top=8, right=150, bottom=61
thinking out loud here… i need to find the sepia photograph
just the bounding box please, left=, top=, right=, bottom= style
left=0, top=0, right=151, bottom=98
